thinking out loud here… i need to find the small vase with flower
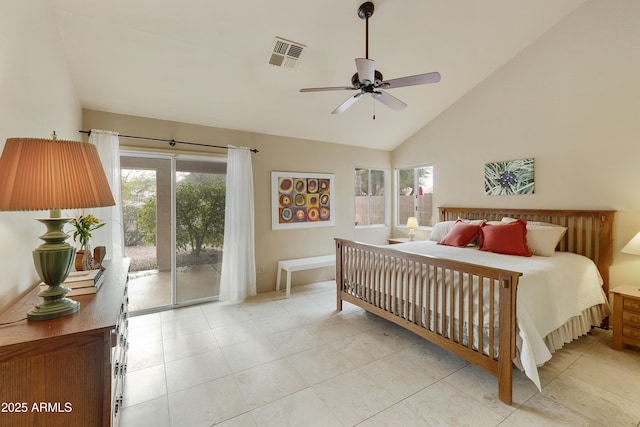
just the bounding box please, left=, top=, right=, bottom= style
left=70, top=214, right=105, bottom=270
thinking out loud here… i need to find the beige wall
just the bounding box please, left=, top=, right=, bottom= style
left=0, top=0, right=81, bottom=313
left=392, top=0, right=640, bottom=291
left=83, top=110, right=391, bottom=293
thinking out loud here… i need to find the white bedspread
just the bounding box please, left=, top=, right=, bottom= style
left=391, top=240, right=607, bottom=390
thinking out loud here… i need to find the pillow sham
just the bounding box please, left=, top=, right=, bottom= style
left=438, top=219, right=482, bottom=247
left=525, top=224, right=567, bottom=256
left=479, top=219, right=532, bottom=257
left=429, top=218, right=485, bottom=242
left=429, top=221, right=456, bottom=242
left=501, top=217, right=567, bottom=256
left=501, top=217, right=557, bottom=227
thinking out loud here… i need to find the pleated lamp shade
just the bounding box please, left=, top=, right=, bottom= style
left=0, top=138, right=115, bottom=211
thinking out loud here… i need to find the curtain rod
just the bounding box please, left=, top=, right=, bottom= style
left=78, top=130, right=259, bottom=153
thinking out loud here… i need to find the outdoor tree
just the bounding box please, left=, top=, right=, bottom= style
left=136, top=180, right=226, bottom=256
left=122, top=204, right=145, bottom=246
left=121, top=169, right=156, bottom=201
left=121, top=169, right=157, bottom=246
left=175, top=179, right=226, bottom=256
left=398, top=167, right=432, bottom=194
left=137, top=195, right=157, bottom=245
left=355, top=168, right=385, bottom=196
left=397, top=166, right=434, bottom=227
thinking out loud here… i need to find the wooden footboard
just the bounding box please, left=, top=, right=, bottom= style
left=335, top=238, right=522, bottom=404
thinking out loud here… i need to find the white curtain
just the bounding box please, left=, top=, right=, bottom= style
left=88, top=130, right=124, bottom=261
left=219, top=146, right=256, bottom=302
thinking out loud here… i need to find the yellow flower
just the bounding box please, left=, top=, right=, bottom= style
left=70, top=214, right=106, bottom=250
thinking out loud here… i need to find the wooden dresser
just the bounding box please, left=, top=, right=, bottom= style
left=0, top=258, right=129, bottom=427
left=611, top=284, right=640, bottom=350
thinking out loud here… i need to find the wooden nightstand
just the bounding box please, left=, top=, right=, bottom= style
left=388, top=237, right=411, bottom=244
left=611, top=284, right=640, bottom=350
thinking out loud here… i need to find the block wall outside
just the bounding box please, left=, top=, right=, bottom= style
left=355, top=194, right=433, bottom=227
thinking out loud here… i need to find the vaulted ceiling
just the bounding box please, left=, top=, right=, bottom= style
left=51, top=0, right=585, bottom=150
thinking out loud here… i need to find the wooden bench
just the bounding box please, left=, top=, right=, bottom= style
left=276, top=255, right=336, bottom=298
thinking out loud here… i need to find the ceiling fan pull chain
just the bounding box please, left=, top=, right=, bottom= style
left=373, top=96, right=376, bottom=120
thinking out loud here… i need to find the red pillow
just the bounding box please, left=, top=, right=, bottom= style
left=438, top=219, right=481, bottom=247
left=479, top=219, right=532, bottom=257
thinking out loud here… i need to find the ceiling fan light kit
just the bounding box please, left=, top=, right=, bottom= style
left=300, top=1, right=441, bottom=116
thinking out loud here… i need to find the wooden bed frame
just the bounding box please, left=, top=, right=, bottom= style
left=335, top=207, right=615, bottom=405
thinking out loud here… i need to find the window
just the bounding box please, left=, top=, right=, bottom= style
left=396, top=165, right=433, bottom=227
left=354, top=168, right=387, bottom=226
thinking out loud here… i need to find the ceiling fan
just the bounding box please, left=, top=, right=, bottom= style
left=300, top=1, right=441, bottom=116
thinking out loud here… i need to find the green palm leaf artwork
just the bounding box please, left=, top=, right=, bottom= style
left=484, top=158, right=534, bottom=195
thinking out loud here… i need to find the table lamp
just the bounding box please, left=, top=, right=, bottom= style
left=407, top=216, right=418, bottom=241
left=0, top=134, right=115, bottom=320
left=621, top=231, right=640, bottom=256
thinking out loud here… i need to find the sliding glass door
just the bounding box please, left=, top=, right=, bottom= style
left=175, top=158, right=226, bottom=304
left=121, top=153, right=226, bottom=313
left=121, top=155, right=171, bottom=312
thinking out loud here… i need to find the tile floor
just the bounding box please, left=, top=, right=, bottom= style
left=121, top=280, right=640, bottom=427
left=127, top=263, right=221, bottom=312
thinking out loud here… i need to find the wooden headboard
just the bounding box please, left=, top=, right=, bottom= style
left=438, top=207, right=616, bottom=296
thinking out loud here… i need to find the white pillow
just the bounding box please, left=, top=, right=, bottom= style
left=429, top=218, right=486, bottom=242
left=429, top=221, right=456, bottom=241
left=526, top=224, right=568, bottom=256
left=463, top=219, right=486, bottom=226
left=501, top=217, right=557, bottom=227
left=501, top=217, right=567, bottom=256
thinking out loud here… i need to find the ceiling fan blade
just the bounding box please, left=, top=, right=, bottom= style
left=355, top=58, right=375, bottom=85
left=373, top=91, right=407, bottom=111
left=300, top=86, right=357, bottom=92
left=332, top=93, right=363, bottom=114
left=380, top=72, right=441, bottom=89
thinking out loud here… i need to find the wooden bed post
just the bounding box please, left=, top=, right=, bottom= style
left=498, top=274, right=516, bottom=406
left=598, top=211, right=614, bottom=329
left=335, top=239, right=343, bottom=311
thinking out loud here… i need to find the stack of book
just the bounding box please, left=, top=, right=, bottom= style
left=39, top=269, right=104, bottom=296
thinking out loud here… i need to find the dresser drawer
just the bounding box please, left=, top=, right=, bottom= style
left=111, top=282, right=129, bottom=427
left=623, top=297, right=640, bottom=312
left=622, top=324, right=640, bottom=341
left=623, top=310, right=640, bottom=327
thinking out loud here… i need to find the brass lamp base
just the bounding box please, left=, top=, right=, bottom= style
left=28, top=217, right=80, bottom=321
